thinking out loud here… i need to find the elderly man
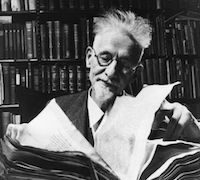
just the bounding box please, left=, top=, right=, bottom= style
left=7, top=9, right=200, bottom=144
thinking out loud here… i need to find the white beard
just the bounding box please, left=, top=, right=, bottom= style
left=92, top=81, right=116, bottom=108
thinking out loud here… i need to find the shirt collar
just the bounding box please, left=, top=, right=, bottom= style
left=87, top=88, right=104, bottom=128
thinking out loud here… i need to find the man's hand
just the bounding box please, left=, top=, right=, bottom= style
left=153, top=99, right=200, bottom=143
left=6, top=123, right=27, bottom=140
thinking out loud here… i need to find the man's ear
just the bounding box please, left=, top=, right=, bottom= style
left=85, top=46, right=93, bottom=68
left=130, top=64, right=144, bottom=82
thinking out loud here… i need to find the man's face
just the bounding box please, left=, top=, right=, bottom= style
left=86, top=30, right=143, bottom=106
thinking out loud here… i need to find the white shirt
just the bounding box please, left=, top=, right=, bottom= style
left=87, top=89, right=105, bottom=139
left=87, top=88, right=127, bottom=144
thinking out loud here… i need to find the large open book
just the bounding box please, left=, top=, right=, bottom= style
left=1, top=83, right=200, bottom=180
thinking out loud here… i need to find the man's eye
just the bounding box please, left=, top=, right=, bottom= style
left=99, top=54, right=112, bottom=62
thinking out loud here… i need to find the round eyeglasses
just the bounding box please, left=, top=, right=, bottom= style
left=90, top=46, right=143, bottom=75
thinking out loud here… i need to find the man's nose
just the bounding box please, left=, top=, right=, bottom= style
left=104, top=60, right=118, bottom=78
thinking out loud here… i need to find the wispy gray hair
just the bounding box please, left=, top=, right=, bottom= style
left=93, top=9, right=152, bottom=49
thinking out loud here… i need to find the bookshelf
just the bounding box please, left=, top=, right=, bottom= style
left=0, top=0, right=200, bottom=138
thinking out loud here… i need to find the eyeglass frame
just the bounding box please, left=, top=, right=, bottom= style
left=89, top=46, right=144, bottom=75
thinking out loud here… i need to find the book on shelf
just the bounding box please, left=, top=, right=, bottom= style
left=59, top=64, right=68, bottom=92
left=73, top=23, right=80, bottom=59
left=1, top=112, right=21, bottom=137
left=11, top=0, right=21, bottom=11
left=2, top=63, right=10, bottom=104
left=32, top=65, right=40, bottom=91
left=40, top=23, right=48, bottom=59
left=47, top=21, right=55, bottom=60
left=51, top=65, right=60, bottom=92
left=54, top=21, right=61, bottom=59
left=1, top=0, right=11, bottom=11
left=10, top=65, right=16, bottom=104
left=25, top=21, right=34, bottom=59
left=62, top=23, right=71, bottom=59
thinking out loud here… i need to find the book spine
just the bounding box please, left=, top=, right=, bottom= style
left=51, top=65, right=59, bottom=91
left=54, top=21, right=61, bottom=59
left=32, top=21, right=37, bottom=58
left=12, top=24, right=17, bottom=59
left=11, top=0, right=21, bottom=11
left=1, top=0, right=11, bottom=11
left=46, top=65, right=52, bottom=93
left=0, top=24, right=4, bottom=59
left=145, top=59, right=154, bottom=85
left=41, top=64, right=47, bottom=93
left=0, top=64, right=4, bottom=105
left=47, top=21, right=54, bottom=60
left=158, top=58, right=167, bottom=85
left=20, top=68, right=26, bottom=87
left=8, top=24, right=14, bottom=59
left=59, top=65, right=68, bottom=92
left=28, top=0, right=36, bottom=10
left=39, top=0, right=48, bottom=10
left=33, top=65, right=40, bottom=91
left=10, top=65, right=16, bottom=104
left=68, top=65, right=76, bottom=94
left=15, top=24, right=21, bottom=59
left=76, top=65, right=85, bottom=92
left=62, top=23, right=71, bottom=59
left=73, top=23, right=80, bottom=59
left=2, top=63, right=10, bottom=104
left=152, top=58, right=160, bottom=84
left=2, top=111, right=11, bottom=136
left=25, top=21, right=33, bottom=59
left=40, top=24, right=47, bottom=59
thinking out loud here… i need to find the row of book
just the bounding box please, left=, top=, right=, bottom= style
left=165, top=0, right=200, bottom=11
left=39, top=0, right=165, bottom=11
left=0, top=21, right=37, bottom=60
left=0, top=0, right=36, bottom=11
left=0, top=111, right=20, bottom=137
left=0, top=15, right=166, bottom=61
left=39, top=0, right=200, bottom=11
left=40, top=14, right=166, bottom=60
left=40, top=18, right=92, bottom=60
left=138, top=58, right=200, bottom=100
left=1, top=63, right=90, bottom=105
left=145, top=14, right=166, bottom=57
left=0, top=0, right=199, bottom=12
left=166, top=17, right=200, bottom=56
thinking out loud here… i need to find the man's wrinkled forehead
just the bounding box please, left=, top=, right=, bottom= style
left=93, top=31, right=144, bottom=63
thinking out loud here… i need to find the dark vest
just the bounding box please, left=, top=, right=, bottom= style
left=55, top=91, right=94, bottom=145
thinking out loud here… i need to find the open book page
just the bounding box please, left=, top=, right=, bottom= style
left=139, top=139, right=200, bottom=180
left=95, top=82, right=179, bottom=180
left=16, top=98, right=112, bottom=172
